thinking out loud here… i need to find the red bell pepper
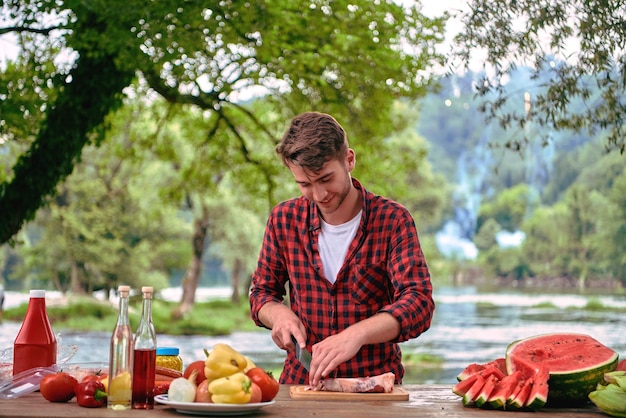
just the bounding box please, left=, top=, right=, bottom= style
left=75, top=380, right=107, bottom=408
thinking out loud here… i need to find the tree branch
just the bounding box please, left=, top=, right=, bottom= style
left=0, top=25, right=60, bottom=36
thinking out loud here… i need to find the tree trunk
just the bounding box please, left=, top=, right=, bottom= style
left=172, top=209, right=208, bottom=319
left=70, top=260, right=84, bottom=294
left=231, top=258, right=242, bottom=304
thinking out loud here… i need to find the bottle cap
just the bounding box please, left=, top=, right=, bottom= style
left=29, top=290, right=45, bottom=298
left=141, top=286, right=153, bottom=293
left=156, top=347, right=179, bottom=356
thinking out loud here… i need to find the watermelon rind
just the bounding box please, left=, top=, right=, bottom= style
left=505, top=333, right=619, bottom=406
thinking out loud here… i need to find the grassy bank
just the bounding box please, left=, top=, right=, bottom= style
left=3, top=296, right=258, bottom=336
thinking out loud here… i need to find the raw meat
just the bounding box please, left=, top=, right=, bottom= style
left=310, top=372, right=395, bottom=393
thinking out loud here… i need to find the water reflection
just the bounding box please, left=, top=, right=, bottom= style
left=1, top=286, right=624, bottom=385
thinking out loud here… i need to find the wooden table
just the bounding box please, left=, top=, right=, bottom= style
left=0, top=385, right=607, bottom=417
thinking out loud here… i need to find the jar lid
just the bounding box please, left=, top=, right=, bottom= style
left=156, top=347, right=179, bottom=356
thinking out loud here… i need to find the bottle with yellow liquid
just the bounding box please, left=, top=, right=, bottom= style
left=107, top=285, right=133, bottom=410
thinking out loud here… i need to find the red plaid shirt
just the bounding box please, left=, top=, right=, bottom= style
left=250, top=178, right=434, bottom=384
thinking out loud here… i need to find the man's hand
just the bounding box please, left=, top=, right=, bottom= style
left=308, top=332, right=362, bottom=387
left=258, top=301, right=306, bottom=352
left=308, top=312, right=400, bottom=387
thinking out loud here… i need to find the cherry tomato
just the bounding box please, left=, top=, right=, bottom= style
left=40, top=372, right=78, bottom=403
left=245, top=367, right=279, bottom=402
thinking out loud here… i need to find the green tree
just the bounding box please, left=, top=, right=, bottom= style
left=452, top=0, right=626, bottom=154
left=0, top=0, right=446, bottom=244
left=477, top=184, right=539, bottom=233
left=11, top=102, right=191, bottom=294
left=604, top=169, right=626, bottom=283
left=516, top=145, right=626, bottom=287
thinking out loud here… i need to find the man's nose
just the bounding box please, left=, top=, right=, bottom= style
left=312, top=184, right=328, bottom=201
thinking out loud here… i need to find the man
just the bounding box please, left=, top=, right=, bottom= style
left=249, top=112, right=434, bottom=387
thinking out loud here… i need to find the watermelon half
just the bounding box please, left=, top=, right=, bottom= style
left=505, top=333, right=619, bottom=406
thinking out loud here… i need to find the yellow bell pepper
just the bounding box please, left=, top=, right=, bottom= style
left=243, top=355, right=257, bottom=372
left=208, top=372, right=252, bottom=404
left=204, top=343, right=248, bottom=382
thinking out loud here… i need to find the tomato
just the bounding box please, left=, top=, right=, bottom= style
left=248, top=382, right=262, bottom=403
left=184, top=360, right=207, bottom=385
left=40, top=372, right=78, bottom=403
left=82, top=374, right=103, bottom=383
left=245, top=367, right=279, bottom=402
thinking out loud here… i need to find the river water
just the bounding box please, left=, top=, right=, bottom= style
left=1, top=286, right=625, bottom=384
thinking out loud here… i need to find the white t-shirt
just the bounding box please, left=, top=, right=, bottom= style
left=318, top=210, right=362, bottom=284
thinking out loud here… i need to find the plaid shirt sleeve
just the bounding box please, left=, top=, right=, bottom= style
left=250, top=179, right=435, bottom=384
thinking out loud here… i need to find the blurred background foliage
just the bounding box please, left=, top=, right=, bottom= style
left=0, top=0, right=624, bottom=314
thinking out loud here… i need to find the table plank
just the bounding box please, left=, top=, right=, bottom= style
left=0, top=385, right=608, bottom=417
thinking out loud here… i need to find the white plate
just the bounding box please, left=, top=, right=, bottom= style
left=155, top=394, right=276, bottom=416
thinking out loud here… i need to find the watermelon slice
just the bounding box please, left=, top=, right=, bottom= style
left=486, top=370, right=523, bottom=410
left=474, top=374, right=500, bottom=408
left=452, top=371, right=482, bottom=397
left=462, top=375, right=486, bottom=406
left=506, top=377, right=529, bottom=409
left=457, top=358, right=506, bottom=381
left=525, top=366, right=549, bottom=410
left=452, top=362, right=506, bottom=397
left=506, top=333, right=618, bottom=406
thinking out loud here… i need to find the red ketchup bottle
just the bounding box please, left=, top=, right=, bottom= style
left=12, top=290, right=57, bottom=375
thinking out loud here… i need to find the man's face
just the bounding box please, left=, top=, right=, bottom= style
left=288, top=150, right=355, bottom=222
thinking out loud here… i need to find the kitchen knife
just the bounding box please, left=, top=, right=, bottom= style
left=292, top=336, right=312, bottom=371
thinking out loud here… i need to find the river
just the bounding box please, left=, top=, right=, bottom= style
left=2, top=286, right=625, bottom=384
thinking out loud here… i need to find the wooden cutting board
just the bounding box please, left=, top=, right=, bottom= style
left=289, top=385, right=409, bottom=401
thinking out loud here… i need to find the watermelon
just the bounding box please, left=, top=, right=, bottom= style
left=457, top=358, right=506, bottom=381
left=462, top=375, right=486, bottom=406
left=452, top=363, right=506, bottom=397
left=452, top=372, right=482, bottom=397
left=486, top=370, right=523, bottom=409
left=507, top=377, right=533, bottom=410
left=506, top=333, right=619, bottom=406
left=526, top=366, right=549, bottom=410
left=474, top=374, right=500, bottom=408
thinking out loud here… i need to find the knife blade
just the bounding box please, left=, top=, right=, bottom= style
left=292, top=336, right=312, bottom=371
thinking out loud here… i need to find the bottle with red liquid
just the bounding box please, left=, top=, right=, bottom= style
left=131, top=286, right=156, bottom=409
left=13, top=290, right=57, bottom=375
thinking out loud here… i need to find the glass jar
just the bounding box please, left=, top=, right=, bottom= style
left=156, top=347, right=183, bottom=372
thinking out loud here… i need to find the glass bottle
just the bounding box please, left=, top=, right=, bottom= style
left=107, top=285, right=133, bottom=410
left=131, top=286, right=157, bottom=409
left=12, top=290, right=57, bottom=375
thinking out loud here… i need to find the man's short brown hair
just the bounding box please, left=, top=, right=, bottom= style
left=276, top=112, right=349, bottom=173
